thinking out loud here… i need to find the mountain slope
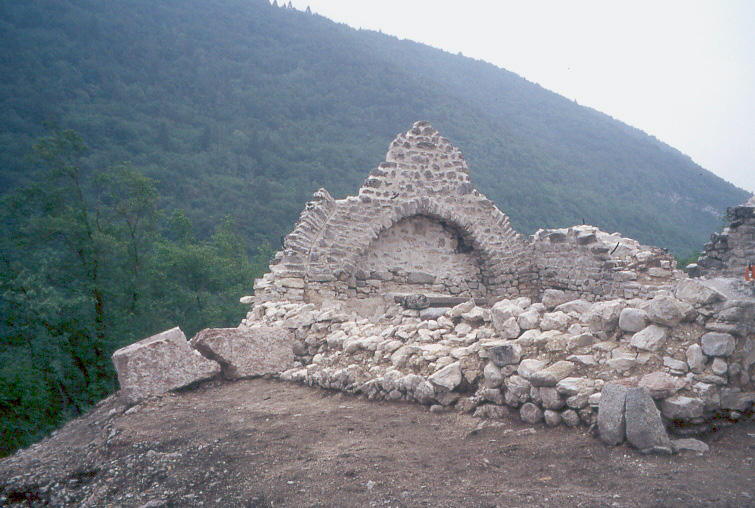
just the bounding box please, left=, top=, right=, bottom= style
left=0, top=0, right=749, bottom=255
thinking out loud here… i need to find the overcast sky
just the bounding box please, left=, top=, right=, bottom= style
left=286, top=0, right=754, bottom=194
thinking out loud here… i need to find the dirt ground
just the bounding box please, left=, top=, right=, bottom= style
left=1, top=378, right=753, bottom=507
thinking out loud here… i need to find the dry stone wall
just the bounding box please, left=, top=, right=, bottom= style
left=691, top=196, right=755, bottom=279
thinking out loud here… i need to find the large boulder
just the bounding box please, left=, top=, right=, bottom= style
left=190, top=326, right=294, bottom=379
left=618, top=308, right=648, bottom=333
left=625, top=387, right=672, bottom=455
left=645, top=295, right=683, bottom=327
left=580, top=300, right=624, bottom=333
left=429, top=361, right=462, bottom=391
left=112, top=327, right=221, bottom=404
left=597, top=384, right=628, bottom=446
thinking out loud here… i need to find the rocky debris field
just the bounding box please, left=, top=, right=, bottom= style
left=1, top=378, right=754, bottom=508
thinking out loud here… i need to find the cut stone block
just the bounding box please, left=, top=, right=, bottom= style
left=190, top=326, right=295, bottom=380
left=112, top=327, right=220, bottom=404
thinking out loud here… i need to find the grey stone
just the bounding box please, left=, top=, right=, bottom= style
left=190, top=327, right=294, bottom=380
left=481, top=388, right=504, bottom=405
left=112, top=327, right=221, bottom=404
left=662, top=356, right=689, bottom=373
left=407, top=271, right=436, bottom=284
left=556, top=377, right=594, bottom=396
left=562, top=409, right=581, bottom=427
left=686, top=344, right=706, bottom=373
left=625, top=387, right=672, bottom=454
left=402, top=294, right=430, bottom=310
left=413, top=380, right=436, bottom=405
left=429, top=361, right=462, bottom=391
left=419, top=307, right=451, bottom=320
left=540, top=311, right=570, bottom=331
left=483, top=362, right=503, bottom=388
left=660, top=395, right=704, bottom=420
left=638, top=372, right=684, bottom=398
left=489, top=343, right=522, bottom=367
left=519, top=402, right=543, bottom=424
left=529, top=361, right=575, bottom=387
left=701, top=332, right=736, bottom=357
left=580, top=300, right=624, bottom=333
left=618, top=307, right=648, bottom=333
left=630, top=324, right=668, bottom=352
left=504, top=375, right=531, bottom=398
left=720, top=388, right=755, bottom=411
left=517, top=309, right=541, bottom=330
left=448, top=299, right=475, bottom=318
left=497, top=316, right=521, bottom=340
left=541, top=289, right=569, bottom=310
left=675, top=279, right=725, bottom=306
left=544, top=409, right=562, bottom=426
left=711, top=357, right=728, bottom=375
left=597, top=384, right=628, bottom=446
left=645, top=295, right=684, bottom=327
left=540, top=387, right=565, bottom=410
left=490, top=300, right=524, bottom=331
left=670, top=438, right=709, bottom=454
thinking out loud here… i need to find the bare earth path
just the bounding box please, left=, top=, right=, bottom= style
left=1, top=378, right=753, bottom=507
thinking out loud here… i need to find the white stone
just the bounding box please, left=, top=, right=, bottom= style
left=429, top=361, right=462, bottom=391
left=517, top=309, right=541, bottom=330
left=517, top=359, right=546, bottom=379
left=618, top=307, right=648, bottom=333
left=540, top=311, right=570, bottom=331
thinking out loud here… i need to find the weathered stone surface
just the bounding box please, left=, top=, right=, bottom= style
left=483, top=362, right=503, bottom=388
left=429, top=361, right=462, bottom=391
left=488, top=343, right=522, bottom=367
left=598, top=384, right=628, bottom=446
left=490, top=300, right=524, bottom=330
left=700, top=332, right=736, bottom=357
left=419, top=307, right=451, bottom=321
left=190, top=327, right=294, bottom=380
left=720, top=388, right=755, bottom=411
left=112, top=327, right=221, bottom=403
left=630, top=324, right=668, bottom=352
left=497, top=316, right=520, bottom=340
left=675, top=279, right=725, bottom=306
left=541, top=311, right=570, bottom=331
left=581, top=300, right=624, bottom=333
left=413, top=380, right=436, bottom=405
left=639, top=372, right=684, bottom=398
left=660, top=395, right=704, bottom=420
left=662, top=356, right=688, bottom=373
left=541, top=289, right=569, bottom=310
left=686, top=344, right=706, bottom=373
left=517, top=309, right=541, bottom=330
left=448, top=299, right=475, bottom=318
left=645, top=295, right=683, bottom=327
left=540, top=387, right=565, bottom=410
left=520, top=402, right=543, bottom=424
left=544, top=409, right=561, bottom=426
left=711, top=358, right=728, bottom=375
left=670, top=438, right=709, bottom=454
left=556, top=377, right=594, bottom=397
left=625, top=387, right=672, bottom=454
left=618, top=307, right=648, bottom=333
left=530, top=361, right=575, bottom=387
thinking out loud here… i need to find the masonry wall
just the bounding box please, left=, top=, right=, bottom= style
left=693, top=199, right=755, bottom=279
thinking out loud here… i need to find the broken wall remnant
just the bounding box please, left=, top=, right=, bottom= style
left=691, top=195, right=755, bottom=279
left=252, top=121, right=677, bottom=310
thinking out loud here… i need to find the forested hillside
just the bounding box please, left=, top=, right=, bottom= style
left=1, top=0, right=748, bottom=254
left=0, top=0, right=749, bottom=456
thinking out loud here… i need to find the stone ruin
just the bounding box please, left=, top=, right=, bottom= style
left=112, top=121, right=755, bottom=455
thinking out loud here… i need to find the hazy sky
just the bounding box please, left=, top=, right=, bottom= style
left=286, top=0, right=754, bottom=194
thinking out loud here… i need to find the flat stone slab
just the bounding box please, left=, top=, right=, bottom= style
left=598, top=384, right=628, bottom=446
left=625, top=387, right=672, bottom=455
left=112, top=327, right=221, bottom=404
left=190, top=326, right=294, bottom=380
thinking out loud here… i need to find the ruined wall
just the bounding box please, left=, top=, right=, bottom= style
left=692, top=196, right=755, bottom=279
left=254, top=121, right=532, bottom=306
left=531, top=225, right=678, bottom=301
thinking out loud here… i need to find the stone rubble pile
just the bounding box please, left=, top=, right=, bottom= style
left=238, top=276, right=754, bottom=453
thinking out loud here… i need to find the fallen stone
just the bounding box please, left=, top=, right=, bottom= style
left=597, top=384, right=628, bottom=446
left=541, top=289, right=569, bottom=310
left=625, top=387, right=672, bottom=455
left=488, top=343, right=522, bottom=367
left=660, top=395, right=704, bottom=420
left=686, top=344, right=706, bottom=373
left=448, top=299, right=475, bottom=319
left=497, top=316, right=521, bottom=340
left=112, top=327, right=221, bottom=404
left=701, top=332, right=736, bottom=357
left=530, top=361, right=575, bottom=387
left=639, top=372, right=684, bottom=399
left=190, top=327, right=294, bottom=380
left=618, top=307, right=648, bottom=333
left=630, top=324, right=668, bottom=352
left=670, top=438, right=709, bottom=454
left=429, top=361, right=462, bottom=391
left=490, top=300, right=524, bottom=330
left=519, top=402, right=543, bottom=424
left=580, top=300, right=624, bottom=333
left=645, top=295, right=683, bottom=327
left=517, top=309, right=541, bottom=330
left=675, top=279, right=725, bottom=307
left=540, top=311, right=570, bottom=331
